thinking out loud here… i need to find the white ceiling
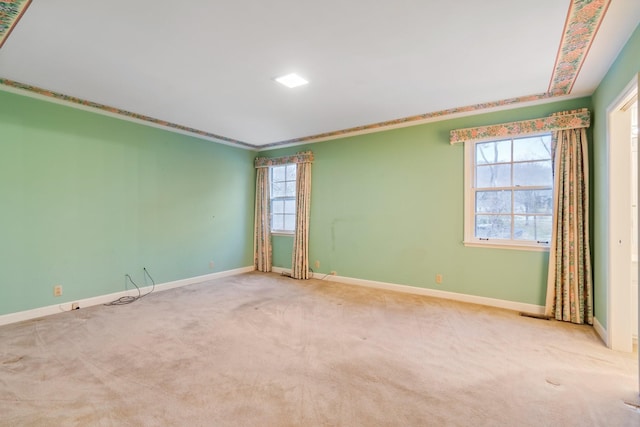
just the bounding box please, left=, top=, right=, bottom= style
left=1, top=1, right=639, bottom=148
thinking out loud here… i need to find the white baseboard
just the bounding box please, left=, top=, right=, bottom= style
left=274, top=268, right=545, bottom=315
left=0, top=266, right=255, bottom=327
left=593, top=316, right=608, bottom=346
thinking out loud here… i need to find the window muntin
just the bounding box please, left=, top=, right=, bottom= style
left=465, top=134, right=553, bottom=249
left=270, top=164, right=296, bottom=233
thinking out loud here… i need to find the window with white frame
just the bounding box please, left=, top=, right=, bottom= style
left=270, top=164, right=296, bottom=233
left=464, top=134, right=553, bottom=250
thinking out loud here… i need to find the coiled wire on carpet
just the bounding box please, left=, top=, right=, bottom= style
left=104, top=267, right=155, bottom=306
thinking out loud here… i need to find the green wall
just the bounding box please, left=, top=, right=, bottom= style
left=0, top=90, right=255, bottom=316
left=263, top=97, right=591, bottom=306
left=591, top=23, right=640, bottom=328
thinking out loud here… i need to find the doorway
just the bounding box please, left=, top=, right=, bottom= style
left=607, top=75, right=638, bottom=354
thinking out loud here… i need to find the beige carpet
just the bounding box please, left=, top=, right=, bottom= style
left=0, top=272, right=639, bottom=426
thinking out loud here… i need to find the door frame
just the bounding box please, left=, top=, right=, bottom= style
left=606, top=74, right=638, bottom=353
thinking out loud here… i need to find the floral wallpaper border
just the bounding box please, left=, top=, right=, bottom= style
left=0, top=78, right=254, bottom=149
left=255, top=151, right=314, bottom=168
left=0, top=0, right=31, bottom=49
left=449, top=108, right=590, bottom=144
left=0, top=0, right=609, bottom=149
left=548, top=0, right=610, bottom=95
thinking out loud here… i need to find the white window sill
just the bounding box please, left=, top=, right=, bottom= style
left=463, top=240, right=550, bottom=252
left=271, top=231, right=294, bottom=237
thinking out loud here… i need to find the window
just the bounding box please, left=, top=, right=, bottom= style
left=464, top=134, right=553, bottom=250
left=270, top=164, right=296, bottom=233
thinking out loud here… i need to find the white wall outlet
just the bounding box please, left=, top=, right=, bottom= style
left=314, top=260, right=320, bottom=269
left=435, top=274, right=443, bottom=284
left=209, top=261, right=215, bottom=269
left=53, top=285, right=62, bottom=297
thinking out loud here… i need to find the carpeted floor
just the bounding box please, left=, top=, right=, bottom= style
left=0, top=272, right=639, bottom=426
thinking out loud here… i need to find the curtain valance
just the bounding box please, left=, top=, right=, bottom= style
left=255, top=151, right=314, bottom=168
left=449, top=108, right=590, bottom=145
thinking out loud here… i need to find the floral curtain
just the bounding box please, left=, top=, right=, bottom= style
left=545, top=110, right=592, bottom=325
left=254, top=151, right=314, bottom=277
left=291, top=156, right=312, bottom=279
left=449, top=109, right=591, bottom=144
left=254, top=167, right=271, bottom=272
left=449, top=108, right=593, bottom=324
left=255, top=151, right=314, bottom=167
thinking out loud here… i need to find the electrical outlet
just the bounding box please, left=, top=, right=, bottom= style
left=53, top=285, right=62, bottom=297
left=314, top=260, right=320, bottom=269
left=209, top=261, right=215, bottom=269
left=435, top=274, right=443, bottom=284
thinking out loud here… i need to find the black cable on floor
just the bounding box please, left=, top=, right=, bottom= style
left=104, top=268, right=156, bottom=306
